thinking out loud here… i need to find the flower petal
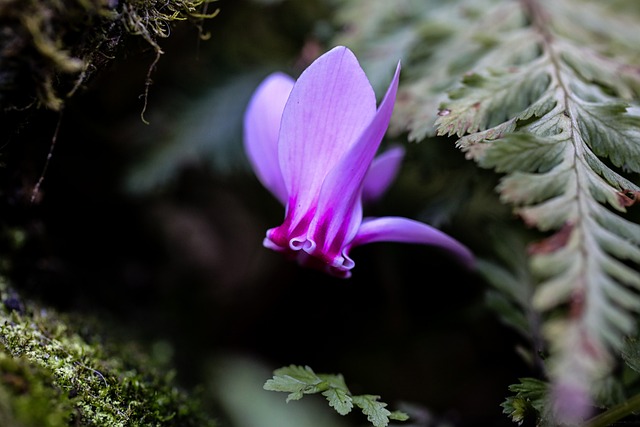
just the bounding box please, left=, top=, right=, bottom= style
left=362, top=145, right=405, bottom=203
left=307, top=61, right=402, bottom=253
left=278, top=46, right=377, bottom=226
left=243, top=72, right=293, bottom=204
left=351, top=216, right=475, bottom=268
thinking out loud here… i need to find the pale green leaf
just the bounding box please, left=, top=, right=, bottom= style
left=501, top=378, right=548, bottom=425
left=352, top=395, right=392, bottom=427
left=272, top=365, right=321, bottom=384
left=263, top=365, right=327, bottom=402
left=389, top=411, right=409, bottom=421
left=317, top=373, right=349, bottom=391
left=561, top=48, right=640, bottom=100
left=436, top=66, right=551, bottom=138
left=516, top=194, right=576, bottom=232
left=321, top=388, right=353, bottom=416
left=574, top=102, right=640, bottom=172
left=479, top=133, right=565, bottom=174
left=497, top=168, right=571, bottom=206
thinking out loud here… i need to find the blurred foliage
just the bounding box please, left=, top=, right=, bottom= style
left=126, top=71, right=264, bottom=194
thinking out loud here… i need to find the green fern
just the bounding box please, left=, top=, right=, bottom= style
left=438, top=2, right=640, bottom=417
left=264, top=365, right=408, bottom=427
left=333, top=0, right=640, bottom=423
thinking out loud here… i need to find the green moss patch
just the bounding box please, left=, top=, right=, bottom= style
left=0, top=277, right=217, bottom=427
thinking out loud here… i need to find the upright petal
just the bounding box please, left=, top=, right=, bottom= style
left=351, top=216, right=475, bottom=268
left=243, top=72, right=294, bottom=205
left=278, top=46, right=377, bottom=229
left=362, top=145, right=406, bottom=203
left=306, top=61, right=402, bottom=257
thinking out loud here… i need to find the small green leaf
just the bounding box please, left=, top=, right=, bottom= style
left=480, top=132, right=565, bottom=174
left=263, top=365, right=327, bottom=402
left=318, top=372, right=349, bottom=391
left=322, top=387, right=353, bottom=415
left=273, top=365, right=322, bottom=385
left=389, top=411, right=410, bottom=421
left=353, top=395, right=392, bottom=427
left=437, top=68, right=551, bottom=138
left=501, top=378, right=548, bottom=425
left=575, top=102, right=640, bottom=173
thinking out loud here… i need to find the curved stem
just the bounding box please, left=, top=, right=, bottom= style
left=585, top=393, right=640, bottom=427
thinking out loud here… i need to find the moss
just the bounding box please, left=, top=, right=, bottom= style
left=0, top=0, right=218, bottom=112
left=0, top=277, right=218, bottom=427
left=0, top=352, right=74, bottom=427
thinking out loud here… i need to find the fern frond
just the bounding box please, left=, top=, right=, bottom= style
left=441, top=1, right=640, bottom=421
left=332, top=0, right=640, bottom=423
left=333, top=0, right=532, bottom=140
left=264, top=365, right=408, bottom=427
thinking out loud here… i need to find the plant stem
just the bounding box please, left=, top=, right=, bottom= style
left=585, top=393, right=640, bottom=427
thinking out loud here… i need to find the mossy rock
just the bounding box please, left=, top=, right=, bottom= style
left=0, top=277, right=217, bottom=427
left=0, top=0, right=218, bottom=112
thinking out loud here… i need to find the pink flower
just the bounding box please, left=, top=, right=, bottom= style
left=244, top=46, right=474, bottom=278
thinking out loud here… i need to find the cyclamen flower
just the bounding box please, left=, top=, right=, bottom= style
left=244, top=46, right=474, bottom=278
